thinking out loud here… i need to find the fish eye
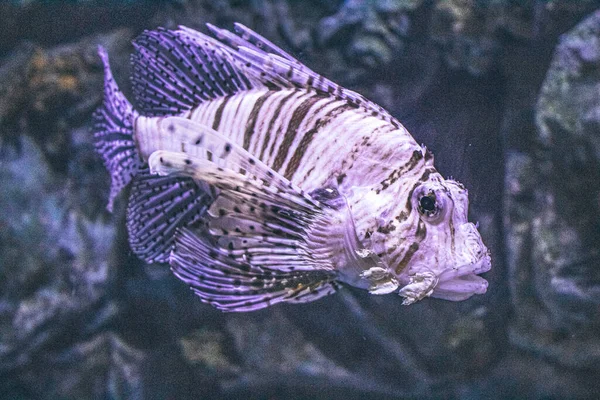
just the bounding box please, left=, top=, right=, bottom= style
left=418, top=194, right=439, bottom=218
left=419, top=196, right=435, bottom=212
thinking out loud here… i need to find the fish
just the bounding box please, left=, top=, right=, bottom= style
left=92, top=23, right=491, bottom=312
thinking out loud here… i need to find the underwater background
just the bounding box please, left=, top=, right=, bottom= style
left=1, top=0, right=600, bottom=398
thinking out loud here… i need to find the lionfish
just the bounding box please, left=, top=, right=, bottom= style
left=92, top=23, right=491, bottom=311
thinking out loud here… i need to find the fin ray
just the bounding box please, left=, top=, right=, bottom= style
left=171, top=228, right=338, bottom=312
left=131, top=28, right=254, bottom=116
left=126, top=169, right=212, bottom=263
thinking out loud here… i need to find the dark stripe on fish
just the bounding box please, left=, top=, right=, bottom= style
left=284, top=102, right=352, bottom=179
left=395, top=243, right=419, bottom=274
left=212, top=95, right=232, bottom=130
left=272, top=94, right=326, bottom=172
left=378, top=149, right=424, bottom=194
left=419, top=168, right=435, bottom=182
left=370, top=123, right=398, bottom=137
left=259, top=91, right=299, bottom=160
left=394, top=220, right=426, bottom=274
left=243, top=91, right=276, bottom=149
left=448, top=204, right=456, bottom=255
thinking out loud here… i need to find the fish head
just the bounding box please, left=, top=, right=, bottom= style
left=391, top=173, right=491, bottom=304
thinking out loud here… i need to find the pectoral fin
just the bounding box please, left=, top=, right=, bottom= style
left=147, top=147, right=356, bottom=310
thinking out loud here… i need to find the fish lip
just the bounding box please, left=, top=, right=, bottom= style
left=436, top=252, right=492, bottom=282
left=398, top=252, right=491, bottom=284
left=429, top=253, right=492, bottom=300
left=396, top=252, right=492, bottom=302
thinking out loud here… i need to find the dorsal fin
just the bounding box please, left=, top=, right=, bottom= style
left=232, top=46, right=396, bottom=123
left=131, top=24, right=401, bottom=126
left=130, top=28, right=256, bottom=116
left=203, top=23, right=398, bottom=124
left=206, top=22, right=299, bottom=64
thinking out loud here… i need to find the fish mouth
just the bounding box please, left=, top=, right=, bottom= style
left=429, top=253, right=492, bottom=302
left=397, top=252, right=491, bottom=304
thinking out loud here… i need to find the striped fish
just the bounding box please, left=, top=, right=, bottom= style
left=92, top=23, right=491, bottom=312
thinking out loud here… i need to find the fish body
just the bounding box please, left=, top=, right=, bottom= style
left=93, top=24, right=491, bottom=311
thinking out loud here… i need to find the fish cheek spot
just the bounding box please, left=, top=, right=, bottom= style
left=184, top=159, right=191, bottom=165
left=224, top=144, right=232, bottom=153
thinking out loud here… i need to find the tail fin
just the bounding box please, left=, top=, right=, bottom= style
left=92, top=46, right=140, bottom=212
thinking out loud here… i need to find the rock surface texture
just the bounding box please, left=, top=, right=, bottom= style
left=1, top=1, right=600, bottom=399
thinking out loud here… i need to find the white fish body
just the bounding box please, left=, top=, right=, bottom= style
left=92, top=23, right=491, bottom=311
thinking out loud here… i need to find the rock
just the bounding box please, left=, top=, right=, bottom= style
left=317, top=0, right=420, bottom=68
left=0, top=136, right=120, bottom=397
left=0, top=42, right=35, bottom=151
left=430, top=0, right=600, bottom=76
left=0, top=29, right=134, bottom=173
left=506, top=9, right=600, bottom=370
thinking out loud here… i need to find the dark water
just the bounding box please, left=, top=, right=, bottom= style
left=1, top=1, right=600, bottom=399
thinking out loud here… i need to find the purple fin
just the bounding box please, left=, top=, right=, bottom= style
left=127, top=169, right=212, bottom=263
left=92, top=46, right=140, bottom=212
left=131, top=24, right=400, bottom=124
left=149, top=149, right=342, bottom=271
left=149, top=118, right=345, bottom=270
left=148, top=150, right=353, bottom=271
left=171, top=228, right=338, bottom=312
left=130, top=28, right=254, bottom=116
